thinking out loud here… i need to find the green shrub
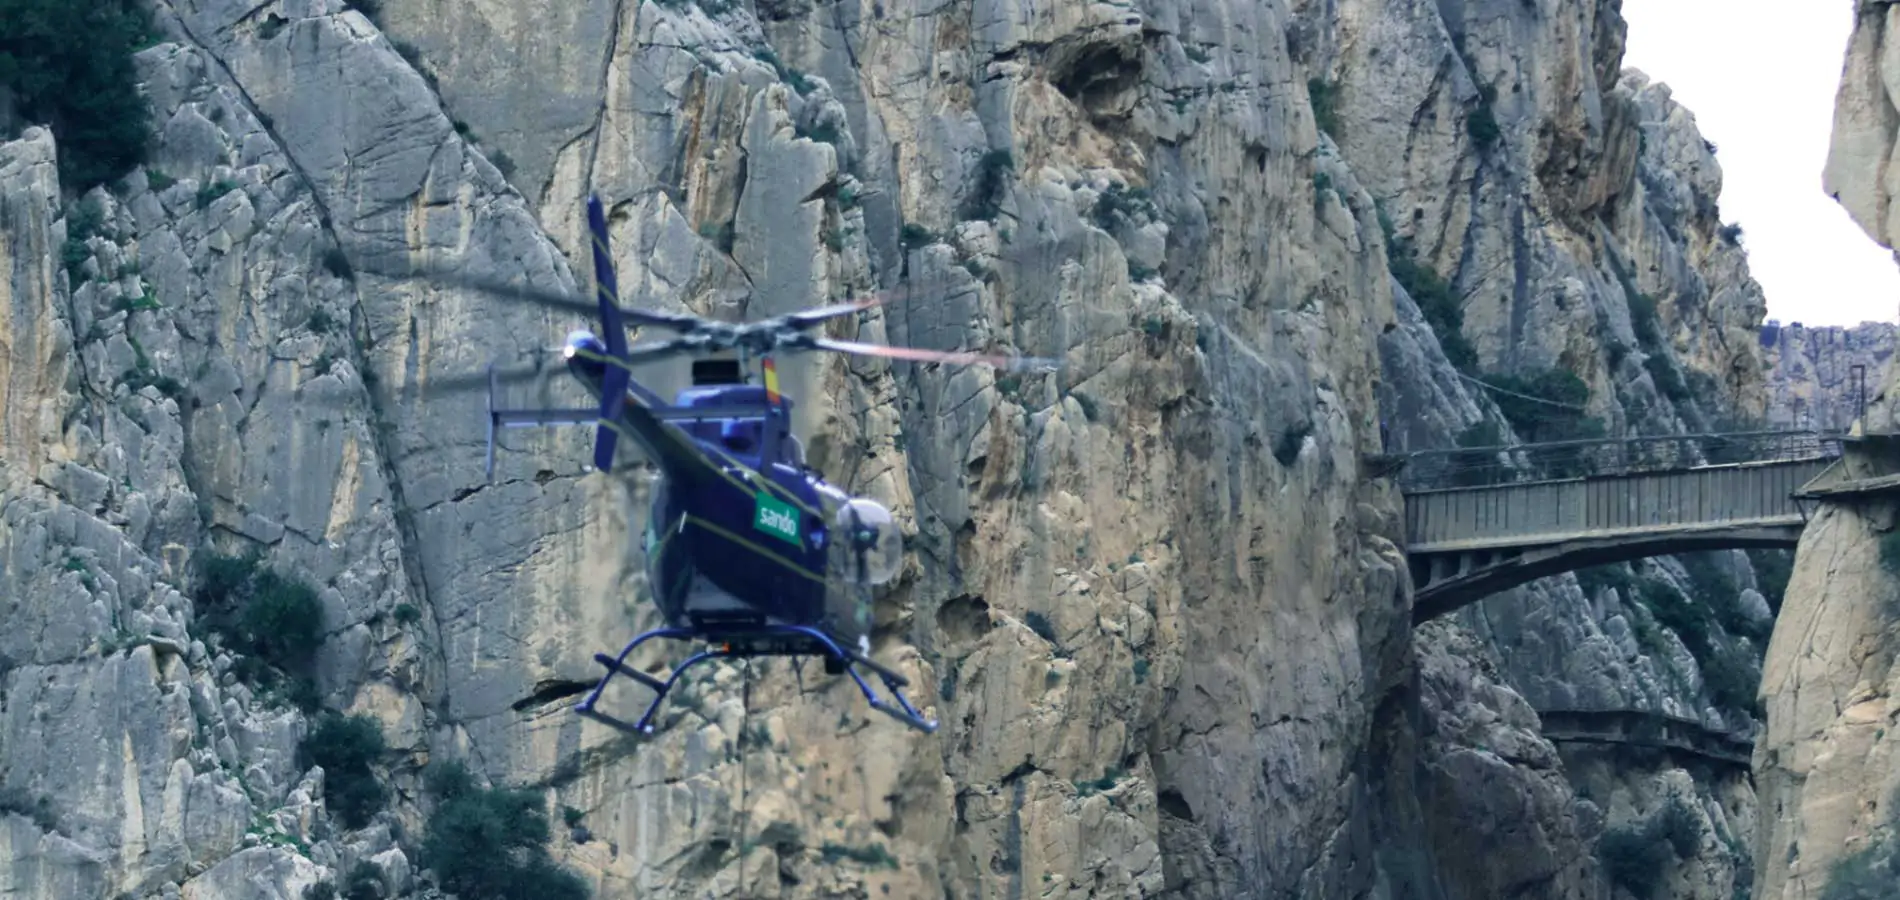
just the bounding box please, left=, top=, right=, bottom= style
left=1701, top=646, right=1759, bottom=714
left=1274, top=423, right=1311, bottom=467
left=342, top=861, right=385, bottom=900
left=1655, top=795, right=1701, bottom=858
left=1466, top=83, right=1501, bottom=149
left=1635, top=575, right=1710, bottom=657
left=1596, top=797, right=1702, bottom=899
left=1645, top=353, right=1691, bottom=404
left=0, top=0, right=159, bottom=190
left=1092, top=182, right=1157, bottom=231
left=301, top=714, right=388, bottom=830
left=1307, top=78, right=1338, bottom=135
left=60, top=196, right=103, bottom=285
left=1880, top=531, right=1900, bottom=578
left=1380, top=210, right=1477, bottom=373
left=1390, top=250, right=1474, bottom=372
left=1819, top=828, right=1899, bottom=900
left=898, top=223, right=935, bottom=249
left=820, top=841, right=900, bottom=868
left=959, top=149, right=1013, bottom=222
left=0, top=786, right=57, bottom=831
left=1599, top=823, right=1671, bottom=897
left=420, top=761, right=589, bottom=900
left=193, top=550, right=326, bottom=710
left=1678, top=551, right=1768, bottom=641
left=1445, top=419, right=1505, bottom=487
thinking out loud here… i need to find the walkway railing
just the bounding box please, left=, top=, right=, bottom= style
left=1398, top=429, right=1845, bottom=492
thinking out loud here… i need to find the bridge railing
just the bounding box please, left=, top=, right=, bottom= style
left=1398, top=429, right=1845, bottom=492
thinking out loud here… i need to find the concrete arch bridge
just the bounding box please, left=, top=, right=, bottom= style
left=1394, top=430, right=1844, bottom=622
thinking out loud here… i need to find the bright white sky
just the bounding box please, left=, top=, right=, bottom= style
left=1621, top=0, right=1900, bottom=326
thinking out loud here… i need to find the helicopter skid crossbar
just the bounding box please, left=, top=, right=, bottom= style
left=573, top=624, right=939, bottom=735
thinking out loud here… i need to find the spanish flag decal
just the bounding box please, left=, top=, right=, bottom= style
left=762, top=356, right=781, bottom=406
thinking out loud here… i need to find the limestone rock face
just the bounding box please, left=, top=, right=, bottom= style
left=1413, top=620, right=1604, bottom=900
left=1826, top=0, right=1900, bottom=270
left=1761, top=321, right=1896, bottom=431
left=1754, top=503, right=1900, bottom=900
left=0, top=0, right=1785, bottom=898
left=1750, top=4, right=1900, bottom=899
left=1334, top=0, right=1784, bottom=893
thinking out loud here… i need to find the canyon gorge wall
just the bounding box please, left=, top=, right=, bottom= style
left=0, top=0, right=1797, bottom=897
left=1750, top=2, right=1900, bottom=898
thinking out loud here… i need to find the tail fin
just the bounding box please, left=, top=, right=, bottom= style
left=586, top=195, right=629, bottom=472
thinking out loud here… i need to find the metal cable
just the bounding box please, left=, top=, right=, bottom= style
left=1455, top=371, right=1591, bottom=410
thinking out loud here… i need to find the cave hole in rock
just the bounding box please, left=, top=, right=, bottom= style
left=1052, top=39, right=1144, bottom=119
left=936, top=593, right=993, bottom=643
left=510, top=679, right=593, bottom=711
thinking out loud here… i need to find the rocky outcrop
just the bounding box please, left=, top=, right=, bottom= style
left=1826, top=0, right=1900, bottom=270
left=0, top=0, right=1788, bottom=899
left=1752, top=3, right=1900, bottom=899
left=1755, top=502, right=1900, bottom=900
left=1760, top=320, right=1895, bottom=431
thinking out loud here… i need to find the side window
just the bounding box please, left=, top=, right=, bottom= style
left=644, top=477, right=671, bottom=555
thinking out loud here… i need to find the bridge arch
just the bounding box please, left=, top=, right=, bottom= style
left=1407, top=525, right=1801, bottom=621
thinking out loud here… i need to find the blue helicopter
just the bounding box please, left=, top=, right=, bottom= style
left=411, top=195, right=1058, bottom=736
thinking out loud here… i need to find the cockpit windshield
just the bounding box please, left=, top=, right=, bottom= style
left=831, top=497, right=902, bottom=585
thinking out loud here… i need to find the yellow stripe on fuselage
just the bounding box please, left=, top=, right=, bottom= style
left=681, top=513, right=825, bottom=584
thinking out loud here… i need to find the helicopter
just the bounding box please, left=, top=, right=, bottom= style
left=403, top=195, right=1059, bottom=737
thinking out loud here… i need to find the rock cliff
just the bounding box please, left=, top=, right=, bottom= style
left=1343, top=3, right=1775, bottom=894
left=1752, top=2, right=1900, bottom=898
left=1760, top=320, right=1895, bottom=431
left=0, top=0, right=1784, bottom=898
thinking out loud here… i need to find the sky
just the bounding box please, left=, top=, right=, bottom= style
left=1620, top=0, right=1900, bottom=327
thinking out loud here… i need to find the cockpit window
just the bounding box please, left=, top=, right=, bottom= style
left=719, top=419, right=763, bottom=455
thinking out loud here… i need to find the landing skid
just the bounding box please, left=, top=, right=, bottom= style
left=573, top=624, right=939, bottom=735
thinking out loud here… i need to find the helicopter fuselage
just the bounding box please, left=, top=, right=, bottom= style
left=559, top=340, right=871, bottom=653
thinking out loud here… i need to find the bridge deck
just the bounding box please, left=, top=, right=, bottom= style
left=1395, top=431, right=1840, bottom=620
left=1405, top=457, right=1832, bottom=553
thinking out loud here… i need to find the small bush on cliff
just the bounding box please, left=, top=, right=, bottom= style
left=1466, top=83, right=1501, bottom=149
left=1596, top=795, right=1702, bottom=898
left=1307, top=78, right=1338, bottom=135
left=1379, top=206, right=1477, bottom=373
left=1599, top=823, right=1671, bottom=897
left=193, top=549, right=325, bottom=711
left=0, top=0, right=160, bottom=190
left=1819, top=813, right=1899, bottom=900
left=1879, top=530, right=1900, bottom=578
left=420, top=761, right=589, bottom=900
left=300, top=714, right=388, bottom=830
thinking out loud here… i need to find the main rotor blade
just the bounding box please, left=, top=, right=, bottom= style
left=570, top=336, right=714, bottom=373
left=769, top=274, right=973, bottom=331
left=422, top=361, right=555, bottom=394
left=380, top=266, right=708, bottom=333
left=777, top=296, right=885, bottom=329
left=808, top=337, right=1061, bottom=372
